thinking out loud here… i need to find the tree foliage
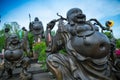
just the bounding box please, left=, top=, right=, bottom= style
left=0, top=29, right=5, bottom=52
left=104, top=31, right=113, bottom=39
left=0, top=22, right=21, bottom=52
left=116, top=39, right=120, bottom=48
left=32, top=41, right=47, bottom=70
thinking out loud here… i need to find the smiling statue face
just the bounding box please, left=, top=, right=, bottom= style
left=67, top=8, right=86, bottom=24
left=9, top=34, right=19, bottom=45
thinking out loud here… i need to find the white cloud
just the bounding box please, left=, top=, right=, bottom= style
left=1, top=0, right=120, bottom=38
left=113, top=26, right=120, bottom=39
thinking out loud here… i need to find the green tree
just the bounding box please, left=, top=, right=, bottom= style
left=0, top=22, right=21, bottom=52
left=104, top=31, right=113, bottom=39
left=32, top=41, right=47, bottom=70
left=0, top=29, right=5, bottom=52
left=116, top=38, right=120, bottom=48
left=3, top=22, right=21, bottom=38
left=11, top=22, right=20, bottom=33
left=51, top=30, right=56, bottom=36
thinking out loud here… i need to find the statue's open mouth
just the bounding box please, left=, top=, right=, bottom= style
left=75, top=14, right=86, bottom=22
left=77, top=14, right=85, bottom=18
left=77, top=18, right=86, bottom=22
left=12, top=40, right=18, bottom=44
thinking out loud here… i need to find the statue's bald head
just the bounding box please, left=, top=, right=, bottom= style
left=67, top=8, right=83, bottom=19
left=34, top=17, right=39, bottom=21
left=66, top=8, right=86, bottom=24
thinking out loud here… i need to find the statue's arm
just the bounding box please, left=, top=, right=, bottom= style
left=21, top=27, right=30, bottom=53
left=46, top=19, right=65, bottom=53
left=29, top=22, right=33, bottom=32
left=4, top=27, right=10, bottom=49
left=45, top=20, right=56, bottom=46
left=4, top=27, right=10, bottom=39
left=39, top=21, right=45, bottom=38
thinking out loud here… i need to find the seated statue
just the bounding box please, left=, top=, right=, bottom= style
left=0, top=27, right=31, bottom=80
left=46, top=8, right=120, bottom=80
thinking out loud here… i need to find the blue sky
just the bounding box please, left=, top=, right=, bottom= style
left=0, top=0, right=120, bottom=38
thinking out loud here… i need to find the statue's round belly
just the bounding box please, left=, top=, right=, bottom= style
left=71, top=31, right=110, bottom=59
left=4, top=49, right=23, bottom=61
left=33, top=26, right=42, bottom=35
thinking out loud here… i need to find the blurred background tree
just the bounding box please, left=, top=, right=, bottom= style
left=104, top=32, right=113, bottom=39
left=0, top=29, right=5, bottom=52
left=104, top=31, right=120, bottom=49
left=116, top=39, right=120, bottom=48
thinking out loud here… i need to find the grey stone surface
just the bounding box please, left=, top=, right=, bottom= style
left=0, top=62, right=55, bottom=80
left=33, top=72, right=52, bottom=80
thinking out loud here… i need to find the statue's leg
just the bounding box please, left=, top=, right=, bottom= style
left=46, top=54, right=74, bottom=80
left=0, top=63, right=5, bottom=78
left=6, top=68, right=12, bottom=79
left=0, top=63, right=12, bottom=79
left=4, top=61, right=13, bottom=79
left=113, top=57, right=120, bottom=79
left=20, top=57, right=32, bottom=80
left=0, top=69, right=5, bottom=78
left=21, top=57, right=30, bottom=72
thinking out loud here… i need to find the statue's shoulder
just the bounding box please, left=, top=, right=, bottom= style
left=65, top=24, right=71, bottom=29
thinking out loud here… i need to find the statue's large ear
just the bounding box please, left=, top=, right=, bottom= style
left=105, top=20, right=114, bottom=28
left=68, top=20, right=74, bottom=25
left=67, top=17, right=75, bottom=25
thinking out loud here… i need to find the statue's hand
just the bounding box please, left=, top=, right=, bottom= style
left=22, top=27, right=27, bottom=31
left=47, top=19, right=56, bottom=30
left=73, top=70, right=81, bottom=79
left=114, top=58, right=120, bottom=70
left=5, top=27, right=10, bottom=32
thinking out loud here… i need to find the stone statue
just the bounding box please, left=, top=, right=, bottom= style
left=46, top=8, right=120, bottom=80
left=0, top=27, right=31, bottom=80
left=29, top=17, right=44, bottom=59
left=29, top=17, right=44, bottom=42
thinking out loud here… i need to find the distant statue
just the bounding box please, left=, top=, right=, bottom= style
left=0, top=27, right=31, bottom=80
left=29, top=17, right=44, bottom=59
left=46, top=8, right=120, bottom=80
left=29, top=17, right=44, bottom=42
